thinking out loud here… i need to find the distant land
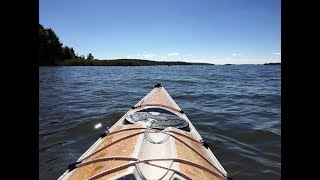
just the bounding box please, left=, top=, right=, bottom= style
left=61, top=59, right=214, bottom=66
left=263, top=62, right=281, bottom=65
left=49, top=59, right=282, bottom=66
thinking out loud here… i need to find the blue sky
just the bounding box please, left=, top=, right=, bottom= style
left=39, top=0, right=280, bottom=64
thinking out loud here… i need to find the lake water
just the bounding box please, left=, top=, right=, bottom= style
left=39, top=65, right=281, bottom=180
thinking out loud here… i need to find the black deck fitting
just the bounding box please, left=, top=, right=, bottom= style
left=202, top=141, right=210, bottom=149
left=180, top=110, right=184, bottom=114
left=100, top=131, right=108, bottom=138
left=155, top=83, right=162, bottom=88
left=68, top=161, right=82, bottom=171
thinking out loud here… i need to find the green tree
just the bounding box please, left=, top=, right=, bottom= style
left=70, top=48, right=76, bottom=59
left=46, top=28, right=63, bottom=64
left=62, top=46, right=76, bottom=60
left=39, top=23, right=80, bottom=65
left=86, top=53, right=94, bottom=60
left=39, top=24, right=64, bottom=65
left=39, top=24, right=50, bottom=65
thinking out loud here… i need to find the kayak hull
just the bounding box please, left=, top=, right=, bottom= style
left=58, top=85, right=227, bottom=180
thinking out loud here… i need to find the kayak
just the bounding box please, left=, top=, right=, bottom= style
left=58, top=83, right=229, bottom=180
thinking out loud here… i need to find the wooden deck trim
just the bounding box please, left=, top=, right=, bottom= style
left=67, top=124, right=143, bottom=180
left=173, top=128, right=225, bottom=180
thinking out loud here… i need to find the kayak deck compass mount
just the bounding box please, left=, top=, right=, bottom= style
left=125, top=107, right=190, bottom=131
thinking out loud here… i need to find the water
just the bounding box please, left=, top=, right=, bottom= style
left=39, top=65, right=281, bottom=180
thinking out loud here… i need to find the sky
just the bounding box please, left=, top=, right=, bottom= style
left=39, top=0, right=280, bottom=64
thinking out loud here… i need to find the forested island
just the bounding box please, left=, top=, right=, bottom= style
left=39, top=24, right=212, bottom=66
left=61, top=59, right=212, bottom=66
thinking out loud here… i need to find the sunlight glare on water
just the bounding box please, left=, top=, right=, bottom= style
left=94, top=123, right=102, bottom=129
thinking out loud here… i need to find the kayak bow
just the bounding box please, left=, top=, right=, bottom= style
left=58, top=83, right=228, bottom=180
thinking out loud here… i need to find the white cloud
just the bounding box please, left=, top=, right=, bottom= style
left=187, top=54, right=193, bottom=57
left=168, top=52, right=179, bottom=56
left=126, top=54, right=142, bottom=58
left=272, top=52, right=281, bottom=55
left=126, top=53, right=158, bottom=59
left=160, top=56, right=168, bottom=59
left=179, top=56, right=281, bottom=65
left=143, top=53, right=156, bottom=58
left=232, top=53, right=241, bottom=56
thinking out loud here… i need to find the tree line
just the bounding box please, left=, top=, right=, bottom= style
left=39, top=24, right=214, bottom=66
left=62, top=59, right=157, bottom=66
left=39, top=24, right=94, bottom=65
